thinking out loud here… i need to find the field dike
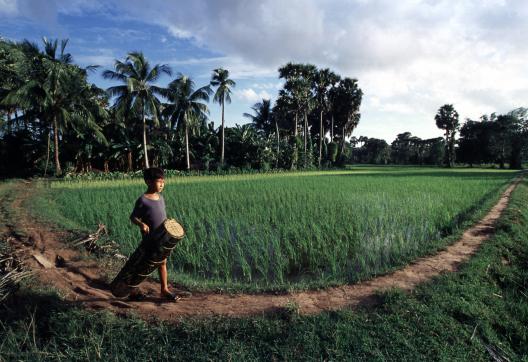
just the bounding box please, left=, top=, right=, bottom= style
left=1, top=174, right=524, bottom=320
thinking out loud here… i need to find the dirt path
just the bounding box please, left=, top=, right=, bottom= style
left=2, top=176, right=523, bottom=320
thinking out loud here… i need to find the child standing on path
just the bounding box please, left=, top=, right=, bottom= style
left=129, top=167, right=178, bottom=301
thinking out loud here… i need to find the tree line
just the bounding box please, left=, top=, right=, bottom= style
left=350, top=105, right=527, bottom=168
left=0, top=37, right=526, bottom=177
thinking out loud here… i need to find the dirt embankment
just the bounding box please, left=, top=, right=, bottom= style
left=1, top=176, right=523, bottom=321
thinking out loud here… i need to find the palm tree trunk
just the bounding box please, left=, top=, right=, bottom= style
left=291, top=113, right=298, bottom=169
left=6, top=111, right=11, bottom=134
left=319, top=110, right=323, bottom=167
left=220, top=101, right=225, bottom=166
left=185, top=121, right=190, bottom=170
left=14, top=110, right=21, bottom=130
left=275, top=119, right=280, bottom=168
left=53, top=115, right=62, bottom=176
left=303, top=112, right=308, bottom=167
left=294, top=113, right=298, bottom=137
left=331, top=114, right=334, bottom=142
left=44, top=129, right=51, bottom=177
left=450, top=134, right=456, bottom=168
left=127, top=150, right=133, bottom=172
left=142, top=108, right=150, bottom=169
left=499, top=139, right=505, bottom=169
left=341, top=127, right=346, bottom=155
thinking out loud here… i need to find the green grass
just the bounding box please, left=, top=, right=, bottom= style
left=1, top=177, right=526, bottom=361
left=36, top=167, right=518, bottom=291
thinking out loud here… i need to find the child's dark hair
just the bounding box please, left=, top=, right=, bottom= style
left=143, top=167, right=165, bottom=182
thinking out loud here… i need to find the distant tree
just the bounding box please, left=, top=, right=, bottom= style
left=391, top=132, right=413, bottom=164
left=224, top=124, right=261, bottom=168
left=0, top=39, right=26, bottom=134
left=362, top=138, right=390, bottom=164
left=494, top=109, right=527, bottom=169
left=435, top=104, right=459, bottom=167
left=164, top=74, right=210, bottom=170
left=210, top=68, right=235, bottom=166
left=192, top=121, right=218, bottom=170
left=493, top=114, right=519, bottom=169
left=313, top=68, right=339, bottom=167
left=104, top=112, right=139, bottom=172
left=103, top=52, right=171, bottom=169
left=272, top=93, right=296, bottom=168
left=278, top=63, right=316, bottom=168
left=390, top=132, right=439, bottom=165
left=424, top=137, right=445, bottom=165
left=507, top=107, right=528, bottom=169
left=243, top=99, right=273, bottom=135
left=243, top=99, right=279, bottom=166
left=458, top=120, right=483, bottom=166
left=330, top=78, right=363, bottom=161
left=3, top=38, right=106, bottom=175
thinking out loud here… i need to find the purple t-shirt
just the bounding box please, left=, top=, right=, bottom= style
left=130, top=194, right=167, bottom=231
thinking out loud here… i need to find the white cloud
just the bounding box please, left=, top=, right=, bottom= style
left=0, top=0, right=18, bottom=15
left=114, top=1, right=527, bottom=107
left=5, top=0, right=528, bottom=140
left=251, top=81, right=283, bottom=90
left=75, top=54, right=115, bottom=67
left=236, top=88, right=272, bottom=103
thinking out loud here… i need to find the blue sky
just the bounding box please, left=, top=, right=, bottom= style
left=1, top=0, right=527, bottom=142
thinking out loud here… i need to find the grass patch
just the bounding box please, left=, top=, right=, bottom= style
left=32, top=167, right=517, bottom=292
left=0, top=178, right=526, bottom=360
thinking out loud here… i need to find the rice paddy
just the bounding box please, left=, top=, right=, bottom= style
left=47, top=167, right=517, bottom=290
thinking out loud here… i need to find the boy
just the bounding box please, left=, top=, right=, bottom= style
left=129, top=167, right=178, bottom=301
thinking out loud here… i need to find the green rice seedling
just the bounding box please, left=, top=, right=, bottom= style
left=46, top=167, right=517, bottom=291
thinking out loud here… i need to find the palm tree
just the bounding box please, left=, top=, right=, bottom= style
left=313, top=68, right=339, bottom=167
left=103, top=52, right=171, bottom=168
left=243, top=99, right=273, bottom=134
left=435, top=104, right=459, bottom=168
left=0, top=39, right=26, bottom=134
left=164, top=74, right=211, bottom=170
left=278, top=63, right=316, bottom=168
left=44, top=38, right=73, bottom=176
left=330, top=78, right=363, bottom=158
left=3, top=38, right=106, bottom=175
left=210, top=68, right=235, bottom=166
left=243, top=99, right=279, bottom=167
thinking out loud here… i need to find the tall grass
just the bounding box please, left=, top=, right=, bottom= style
left=47, top=167, right=516, bottom=290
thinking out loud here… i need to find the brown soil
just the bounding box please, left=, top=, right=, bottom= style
left=1, top=176, right=522, bottom=320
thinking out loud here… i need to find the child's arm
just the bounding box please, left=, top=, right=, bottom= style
left=130, top=216, right=150, bottom=235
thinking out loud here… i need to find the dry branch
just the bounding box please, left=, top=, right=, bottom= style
left=72, top=224, right=125, bottom=259
left=0, top=244, right=32, bottom=302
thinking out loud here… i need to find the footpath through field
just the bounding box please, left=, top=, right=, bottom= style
left=1, top=174, right=524, bottom=320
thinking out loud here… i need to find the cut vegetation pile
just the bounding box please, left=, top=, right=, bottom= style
left=42, top=167, right=516, bottom=290
left=0, top=241, right=31, bottom=302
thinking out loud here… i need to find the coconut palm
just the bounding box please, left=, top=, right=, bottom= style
left=103, top=52, right=171, bottom=168
left=0, top=39, right=26, bottom=133
left=3, top=38, right=106, bottom=175
left=163, top=74, right=210, bottom=170
left=243, top=99, right=273, bottom=135
left=243, top=99, right=280, bottom=167
left=210, top=68, right=235, bottom=166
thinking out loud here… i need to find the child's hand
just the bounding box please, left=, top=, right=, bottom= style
left=140, top=223, right=150, bottom=235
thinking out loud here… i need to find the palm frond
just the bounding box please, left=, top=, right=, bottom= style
left=106, top=85, right=128, bottom=98
left=102, top=70, right=126, bottom=81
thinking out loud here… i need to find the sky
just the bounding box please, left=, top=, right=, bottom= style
left=0, top=0, right=527, bottom=142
